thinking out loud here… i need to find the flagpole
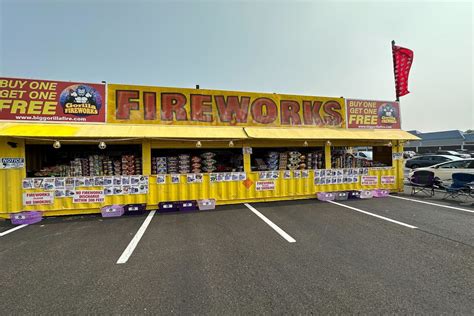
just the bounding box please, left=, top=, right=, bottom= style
left=392, top=40, right=399, bottom=102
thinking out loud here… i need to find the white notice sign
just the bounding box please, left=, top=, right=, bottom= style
left=361, top=175, right=378, bottom=185
left=0, top=158, right=25, bottom=169
left=381, top=176, right=396, bottom=184
left=23, top=192, right=54, bottom=205
left=73, top=190, right=105, bottom=203
left=256, top=181, right=276, bottom=191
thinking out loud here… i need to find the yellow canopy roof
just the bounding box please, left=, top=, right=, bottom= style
left=0, top=123, right=419, bottom=141
left=244, top=127, right=420, bottom=140
left=0, top=123, right=248, bottom=139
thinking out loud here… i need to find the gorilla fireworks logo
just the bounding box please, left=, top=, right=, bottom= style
left=378, top=103, right=398, bottom=125
left=59, top=85, right=103, bottom=116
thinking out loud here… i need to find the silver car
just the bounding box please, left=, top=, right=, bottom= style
left=408, top=158, right=474, bottom=182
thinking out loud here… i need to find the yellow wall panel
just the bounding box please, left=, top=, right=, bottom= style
left=0, top=138, right=25, bottom=216
left=0, top=137, right=400, bottom=219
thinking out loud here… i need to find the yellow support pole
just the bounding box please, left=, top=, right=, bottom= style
left=142, top=139, right=152, bottom=176
left=324, top=142, right=332, bottom=169
left=395, top=140, right=404, bottom=192
left=243, top=142, right=251, bottom=173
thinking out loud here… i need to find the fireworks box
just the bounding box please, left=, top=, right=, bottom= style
left=101, top=205, right=125, bottom=218
left=158, top=201, right=179, bottom=212
left=10, top=211, right=42, bottom=225
left=197, top=199, right=216, bottom=210
left=124, top=203, right=147, bottom=214
left=176, top=200, right=198, bottom=211
left=317, top=192, right=336, bottom=201
left=334, top=191, right=349, bottom=201
left=373, top=189, right=390, bottom=198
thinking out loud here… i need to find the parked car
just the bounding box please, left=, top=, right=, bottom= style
left=353, top=151, right=373, bottom=160
left=403, top=151, right=416, bottom=159
left=409, top=158, right=474, bottom=182
left=457, top=149, right=474, bottom=158
left=436, top=150, right=471, bottom=158
left=405, top=155, right=461, bottom=169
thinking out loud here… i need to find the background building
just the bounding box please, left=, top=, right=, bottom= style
left=405, top=130, right=474, bottom=153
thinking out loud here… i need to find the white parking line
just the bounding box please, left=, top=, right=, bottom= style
left=390, top=195, right=474, bottom=214
left=116, top=210, right=156, bottom=264
left=0, top=224, right=28, bottom=237
left=244, top=203, right=296, bottom=243
left=328, top=201, right=418, bottom=229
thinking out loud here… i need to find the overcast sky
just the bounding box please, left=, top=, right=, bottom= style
left=1, top=0, right=472, bottom=132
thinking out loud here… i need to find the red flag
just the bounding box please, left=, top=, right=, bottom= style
left=392, top=43, right=414, bottom=98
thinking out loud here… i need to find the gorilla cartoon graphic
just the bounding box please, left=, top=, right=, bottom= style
left=378, top=103, right=398, bottom=125
left=69, top=85, right=93, bottom=104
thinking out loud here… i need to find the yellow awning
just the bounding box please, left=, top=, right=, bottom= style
left=0, top=123, right=248, bottom=139
left=244, top=127, right=420, bottom=140
left=0, top=123, right=419, bottom=141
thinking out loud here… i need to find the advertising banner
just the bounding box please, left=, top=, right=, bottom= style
left=256, top=181, right=276, bottom=191
left=73, top=190, right=105, bottom=203
left=23, top=192, right=54, bottom=205
left=108, top=84, right=346, bottom=127
left=346, top=99, right=401, bottom=129
left=0, top=77, right=106, bottom=123
left=0, top=157, right=25, bottom=169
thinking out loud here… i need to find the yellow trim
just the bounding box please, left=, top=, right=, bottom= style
left=0, top=123, right=419, bottom=141
left=244, top=127, right=420, bottom=140
left=0, top=123, right=248, bottom=139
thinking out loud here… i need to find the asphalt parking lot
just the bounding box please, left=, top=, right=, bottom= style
left=1, top=192, right=473, bottom=314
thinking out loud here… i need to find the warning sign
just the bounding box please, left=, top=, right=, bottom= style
left=256, top=181, right=276, bottom=191
left=23, top=192, right=54, bottom=205
left=0, top=157, right=25, bottom=169
left=361, top=175, right=378, bottom=185
left=73, top=190, right=105, bottom=203
left=381, top=176, right=396, bottom=184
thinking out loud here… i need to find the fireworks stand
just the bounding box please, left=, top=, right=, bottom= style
left=0, top=78, right=419, bottom=219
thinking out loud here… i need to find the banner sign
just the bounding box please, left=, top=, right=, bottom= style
left=108, top=84, right=346, bottom=127
left=23, top=192, right=54, bottom=205
left=0, top=157, right=25, bottom=169
left=256, top=180, right=276, bottom=191
left=73, top=190, right=105, bottom=203
left=361, top=175, right=378, bottom=185
left=0, top=77, right=106, bottom=123
left=392, top=44, right=414, bottom=98
left=346, top=99, right=401, bottom=129
left=381, top=176, right=396, bottom=184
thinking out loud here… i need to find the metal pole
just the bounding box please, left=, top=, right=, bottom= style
left=392, top=40, right=399, bottom=102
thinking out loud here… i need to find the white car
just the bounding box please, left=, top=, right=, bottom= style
left=436, top=150, right=471, bottom=159
left=353, top=151, right=373, bottom=160
left=408, top=158, right=474, bottom=182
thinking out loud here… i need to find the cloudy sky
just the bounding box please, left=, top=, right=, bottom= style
left=1, top=0, right=472, bottom=132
